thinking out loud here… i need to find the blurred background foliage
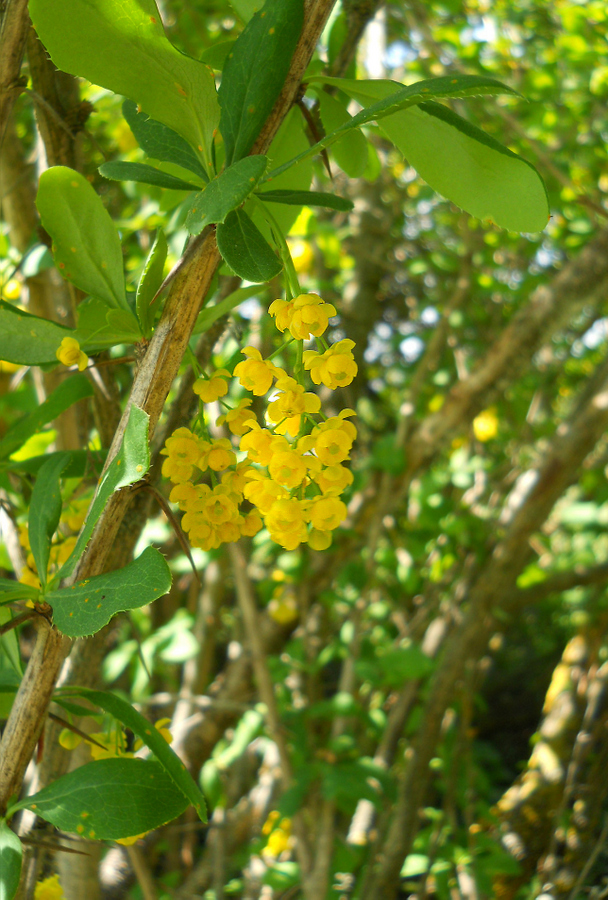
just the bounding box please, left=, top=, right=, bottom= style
left=2, top=0, right=608, bottom=898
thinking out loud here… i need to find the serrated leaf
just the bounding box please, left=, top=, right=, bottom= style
left=314, top=73, right=521, bottom=104
left=0, top=300, right=72, bottom=366
left=45, top=546, right=171, bottom=637
left=55, top=405, right=150, bottom=583
left=0, top=375, right=93, bottom=460
left=136, top=231, right=167, bottom=338
left=256, top=189, right=353, bottom=211
left=216, top=208, right=282, bottom=283
left=122, top=101, right=209, bottom=182
left=317, top=90, right=368, bottom=178
left=10, top=758, right=189, bottom=840
left=186, top=156, right=268, bottom=235
left=28, top=455, right=69, bottom=588
left=264, top=74, right=525, bottom=183
left=0, top=821, right=22, bottom=900
left=59, top=688, right=207, bottom=822
left=99, top=161, right=201, bottom=192
left=36, top=168, right=128, bottom=310
left=29, top=0, right=219, bottom=173
left=219, top=0, right=304, bottom=164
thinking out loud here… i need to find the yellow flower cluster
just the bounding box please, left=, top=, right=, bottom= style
left=162, top=293, right=357, bottom=553
left=261, top=811, right=293, bottom=859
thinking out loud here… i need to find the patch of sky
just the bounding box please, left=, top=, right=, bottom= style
left=582, top=318, right=608, bottom=350
left=400, top=335, right=425, bottom=362
left=421, top=306, right=439, bottom=326
left=385, top=41, right=417, bottom=68
left=238, top=297, right=261, bottom=320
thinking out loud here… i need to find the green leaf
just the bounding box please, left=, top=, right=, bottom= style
left=0, top=608, right=22, bottom=678
left=0, top=374, right=93, bottom=460
left=256, top=189, right=353, bottom=211
left=186, top=155, right=268, bottom=235
left=136, top=231, right=167, bottom=338
left=216, top=208, right=282, bottom=283
left=218, top=0, right=304, bottom=164
left=36, top=168, right=128, bottom=310
left=317, top=91, right=368, bottom=178
left=56, top=405, right=150, bottom=582
left=29, top=0, right=219, bottom=173
left=0, top=300, right=71, bottom=366
left=264, top=74, right=524, bottom=183
left=200, top=40, right=236, bottom=70
left=122, top=101, right=209, bottom=182
left=10, top=759, right=189, bottom=840
left=59, top=688, right=207, bottom=823
left=75, top=298, right=142, bottom=350
left=3, top=450, right=106, bottom=481
left=0, top=821, right=21, bottom=900
left=99, top=161, right=201, bottom=192
left=29, top=455, right=69, bottom=588
left=45, top=546, right=171, bottom=637
left=315, top=78, right=549, bottom=232
left=229, top=0, right=260, bottom=21
left=384, top=101, right=549, bottom=231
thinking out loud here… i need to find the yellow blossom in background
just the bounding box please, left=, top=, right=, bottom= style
left=289, top=239, right=314, bottom=273
left=34, top=874, right=66, bottom=900
left=473, top=408, right=499, bottom=442
left=262, top=816, right=293, bottom=858
left=3, top=278, right=22, bottom=300
left=56, top=337, right=88, bottom=371
left=193, top=369, right=230, bottom=403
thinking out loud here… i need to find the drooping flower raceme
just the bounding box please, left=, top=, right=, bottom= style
left=162, top=290, right=357, bottom=553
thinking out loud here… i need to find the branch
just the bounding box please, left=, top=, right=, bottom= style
left=0, top=0, right=30, bottom=145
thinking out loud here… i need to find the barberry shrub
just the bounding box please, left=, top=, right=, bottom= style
left=0, top=0, right=552, bottom=897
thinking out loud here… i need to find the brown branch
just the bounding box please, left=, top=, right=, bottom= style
left=0, top=0, right=30, bottom=145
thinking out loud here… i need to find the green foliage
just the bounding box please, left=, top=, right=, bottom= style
left=0, top=821, right=21, bottom=900
left=36, top=168, right=130, bottom=311
left=216, top=207, right=282, bottom=281
left=136, top=230, right=167, bottom=338
left=28, top=455, right=68, bottom=589
left=28, top=0, right=219, bottom=171
left=0, top=301, right=71, bottom=366
left=45, top=546, right=171, bottom=637
left=56, top=405, right=150, bottom=582
left=99, top=161, right=201, bottom=192
left=122, top=100, right=209, bottom=182
left=9, top=759, right=189, bottom=841
left=218, top=0, right=304, bottom=164
left=186, top=155, right=269, bottom=235
left=58, top=688, right=207, bottom=821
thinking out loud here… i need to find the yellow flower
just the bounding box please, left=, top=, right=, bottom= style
left=270, top=293, right=336, bottom=341
left=308, top=529, right=332, bottom=551
left=289, top=239, right=314, bottom=274
left=161, top=427, right=205, bottom=482
left=268, top=587, right=299, bottom=624
left=315, top=464, right=354, bottom=495
left=240, top=510, right=263, bottom=537
left=473, top=408, right=499, bottom=442
left=267, top=375, right=321, bottom=436
left=303, top=339, right=357, bottom=389
left=56, top=337, right=88, bottom=372
left=240, top=425, right=276, bottom=465
left=244, top=473, right=289, bottom=514
left=34, top=874, right=66, bottom=900
left=216, top=398, right=256, bottom=436
left=265, top=498, right=307, bottom=550
left=88, top=728, right=132, bottom=761
left=3, top=278, right=21, bottom=300
left=201, top=438, right=236, bottom=472
left=234, top=347, right=278, bottom=395
left=309, top=496, right=347, bottom=532
left=193, top=369, right=230, bottom=403
left=314, top=427, right=353, bottom=466
left=268, top=448, right=308, bottom=489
